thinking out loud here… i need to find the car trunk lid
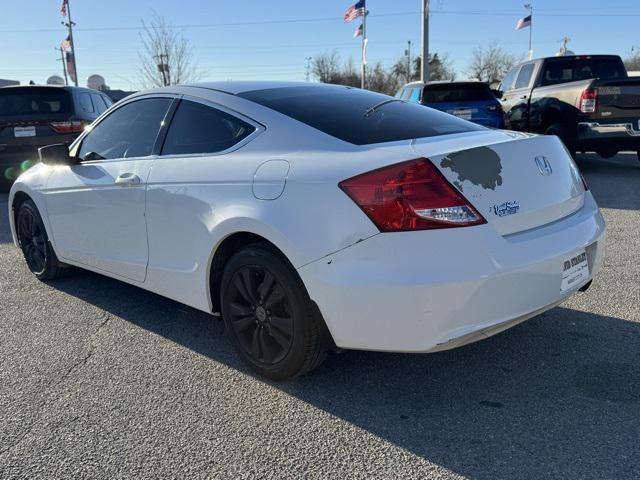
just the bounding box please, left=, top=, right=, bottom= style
left=412, top=133, right=585, bottom=236
left=590, top=77, right=640, bottom=123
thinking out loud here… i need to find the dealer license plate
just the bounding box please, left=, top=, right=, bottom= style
left=449, top=109, right=473, bottom=120
left=561, top=250, right=589, bottom=292
left=14, top=126, right=36, bottom=138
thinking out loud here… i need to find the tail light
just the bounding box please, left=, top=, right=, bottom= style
left=339, top=158, right=486, bottom=232
left=578, top=88, right=598, bottom=114
left=49, top=121, right=86, bottom=134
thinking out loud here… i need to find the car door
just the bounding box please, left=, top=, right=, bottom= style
left=44, top=95, right=175, bottom=282
left=501, top=62, right=536, bottom=131
left=143, top=96, right=262, bottom=304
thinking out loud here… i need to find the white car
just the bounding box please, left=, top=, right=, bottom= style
left=8, top=82, right=606, bottom=379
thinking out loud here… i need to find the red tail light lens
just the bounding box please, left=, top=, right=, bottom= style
left=578, top=88, right=598, bottom=114
left=339, top=158, right=486, bottom=232
left=49, top=121, right=86, bottom=134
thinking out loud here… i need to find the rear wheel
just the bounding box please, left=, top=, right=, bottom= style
left=220, top=243, right=326, bottom=380
left=595, top=148, right=618, bottom=159
left=545, top=123, right=576, bottom=158
left=16, top=200, right=65, bottom=280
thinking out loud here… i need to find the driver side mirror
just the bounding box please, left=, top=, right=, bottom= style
left=491, top=89, right=504, bottom=99
left=38, top=144, right=77, bottom=166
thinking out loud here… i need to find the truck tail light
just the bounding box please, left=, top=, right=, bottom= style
left=49, top=121, right=86, bottom=134
left=578, top=88, right=598, bottom=114
left=339, top=158, right=486, bottom=232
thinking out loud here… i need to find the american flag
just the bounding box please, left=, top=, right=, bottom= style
left=60, top=35, right=71, bottom=51
left=61, top=0, right=68, bottom=17
left=344, top=0, right=365, bottom=23
left=515, top=15, right=532, bottom=30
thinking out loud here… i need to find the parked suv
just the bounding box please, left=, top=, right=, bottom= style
left=397, top=81, right=504, bottom=128
left=496, top=54, right=640, bottom=161
left=0, top=85, right=112, bottom=189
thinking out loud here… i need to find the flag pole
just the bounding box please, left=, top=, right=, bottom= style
left=361, top=8, right=367, bottom=89
left=525, top=3, right=533, bottom=60
left=65, top=0, right=79, bottom=86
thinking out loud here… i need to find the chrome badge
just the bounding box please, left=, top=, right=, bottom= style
left=535, top=155, right=552, bottom=176
left=493, top=201, right=520, bottom=217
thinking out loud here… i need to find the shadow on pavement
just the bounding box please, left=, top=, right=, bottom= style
left=49, top=268, right=640, bottom=480
left=0, top=194, right=12, bottom=244
left=575, top=152, right=640, bottom=211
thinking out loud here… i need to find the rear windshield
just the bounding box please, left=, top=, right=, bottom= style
left=423, top=83, right=494, bottom=103
left=0, top=87, right=72, bottom=117
left=238, top=86, right=482, bottom=145
left=541, top=57, right=627, bottom=86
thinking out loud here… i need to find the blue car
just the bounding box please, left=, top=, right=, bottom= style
left=396, top=81, right=505, bottom=128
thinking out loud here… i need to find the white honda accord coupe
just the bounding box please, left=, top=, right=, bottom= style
left=8, top=82, right=605, bottom=379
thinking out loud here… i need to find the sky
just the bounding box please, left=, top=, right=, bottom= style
left=2, top=0, right=640, bottom=90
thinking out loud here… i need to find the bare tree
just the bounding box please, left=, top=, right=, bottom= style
left=625, top=51, right=640, bottom=72
left=311, top=51, right=339, bottom=84
left=138, top=13, right=200, bottom=87
left=467, top=42, right=518, bottom=84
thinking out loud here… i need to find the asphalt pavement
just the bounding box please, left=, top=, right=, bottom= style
left=0, top=153, right=639, bottom=479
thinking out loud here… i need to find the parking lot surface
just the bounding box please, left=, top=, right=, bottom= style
left=1, top=153, right=639, bottom=479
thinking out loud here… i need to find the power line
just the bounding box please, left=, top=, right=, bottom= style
left=2, top=9, right=640, bottom=34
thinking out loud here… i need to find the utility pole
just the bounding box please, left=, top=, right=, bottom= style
left=405, top=40, right=412, bottom=82
left=305, top=56, right=312, bottom=82
left=61, top=0, right=79, bottom=86
left=155, top=53, right=170, bottom=86
left=56, top=47, right=69, bottom=85
left=559, top=36, right=570, bottom=55
left=421, top=0, right=430, bottom=83
left=524, top=3, right=533, bottom=60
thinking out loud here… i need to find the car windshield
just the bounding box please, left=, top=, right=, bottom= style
left=541, top=57, right=627, bottom=86
left=0, top=87, right=72, bottom=117
left=238, top=85, right=482, bottom=145
left=423, top=84, right=495, bottom=103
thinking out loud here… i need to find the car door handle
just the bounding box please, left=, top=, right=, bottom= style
left=115, top=173, right=141, bottom=186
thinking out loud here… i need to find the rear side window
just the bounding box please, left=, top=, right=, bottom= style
left=90, top=93, right=107, bottom=114
left=78, top=92, right=95, bottom=114
left=0, top=87, right=72, bottom=117
left=408, top=88, right=421, bottom=103
left=541, top=57, right=627, bottom=86
left=78, top=97, right=171, bottom=160
left=162, top=100, right=255, bottom=155
left=238, top=86, right=482, bottom=146
left=514, top=64, right=535, bottom=89
left=423, top=83, right=494, bottom=103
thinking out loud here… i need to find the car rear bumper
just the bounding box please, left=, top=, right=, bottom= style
left=298, top=192, right=606, bottom=353
left=577, top=121, right=640, bottom=150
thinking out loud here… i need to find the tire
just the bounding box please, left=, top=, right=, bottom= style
left=596, top=149, right=618, bottom=159
left=220, top=243, right=326, bottom=380
left=15, top=200, right=66, bottom=280
left=545, top=123, right=576, bottom=158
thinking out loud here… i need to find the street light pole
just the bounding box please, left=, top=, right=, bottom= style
left=421, top=0, right=430, bottom=83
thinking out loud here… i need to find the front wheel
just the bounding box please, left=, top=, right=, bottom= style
left=220, top=243, right=326, bottom=380
left=16, top=200, right=66, bottom=280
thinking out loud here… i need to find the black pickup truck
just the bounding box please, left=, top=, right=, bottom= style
left=496, top=55, right=640, bottom=161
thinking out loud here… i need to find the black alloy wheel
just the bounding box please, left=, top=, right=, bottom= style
left=17, top=203, right=48, bottom=274
left=220, top=243, right=327, bottom=380
left=226, top=265, right=294, bottom=365
left=16, top=200, right=65, bottom=280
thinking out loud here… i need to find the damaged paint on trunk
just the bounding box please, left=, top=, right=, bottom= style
left=439, top=146, right=503, bottom=191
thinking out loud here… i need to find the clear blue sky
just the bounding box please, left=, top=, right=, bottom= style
left=2, top=0, right=640, bottom=90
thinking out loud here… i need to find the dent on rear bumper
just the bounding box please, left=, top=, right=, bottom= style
left=298, top=193, right=606, bottom=353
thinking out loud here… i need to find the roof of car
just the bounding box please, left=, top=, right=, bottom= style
left=186, top=81, right=347, bottom=95
left=404, top=80, right=488, bottom=88
left=0, top=84, right=98, bottom=93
